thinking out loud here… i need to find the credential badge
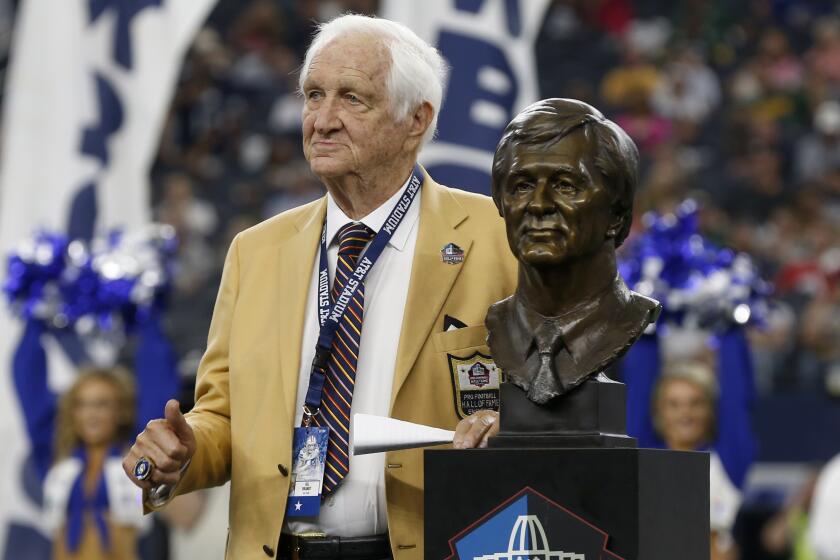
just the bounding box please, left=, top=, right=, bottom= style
left=447, top=351, right=501, bottom=418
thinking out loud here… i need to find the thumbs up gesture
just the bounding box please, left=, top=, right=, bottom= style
left=123, top=399, right=197, bottom=489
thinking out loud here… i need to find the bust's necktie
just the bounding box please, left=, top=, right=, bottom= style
left=313, top=222, right=374, bottom=495
left=528, top=323, right=565, bottom=404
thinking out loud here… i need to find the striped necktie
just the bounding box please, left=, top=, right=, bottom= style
left=314, top=221, right=374, bottom=495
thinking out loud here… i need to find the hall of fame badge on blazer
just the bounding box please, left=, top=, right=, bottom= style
left=447, top=352, right=502, bottom=418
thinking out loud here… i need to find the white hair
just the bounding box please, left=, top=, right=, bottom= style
left=298, top=14, right=448, bottom=148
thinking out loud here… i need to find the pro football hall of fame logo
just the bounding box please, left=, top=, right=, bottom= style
left=445, top=487, right=626, bottom=560
left=447, top=352, right=501, bottom=418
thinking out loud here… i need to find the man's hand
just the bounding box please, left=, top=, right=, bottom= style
left=453, top=410, right=499, bottom=449
left=123, top=399, right=196, bottom=490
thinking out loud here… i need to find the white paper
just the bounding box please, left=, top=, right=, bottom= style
left=352, top=414, right=455, bottom=455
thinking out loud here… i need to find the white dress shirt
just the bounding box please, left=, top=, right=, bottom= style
left=809, top=454, right=840, bottom=560
left=709, top=451, right=741, bottom=533
left=285, top=176, right=420, bottom=537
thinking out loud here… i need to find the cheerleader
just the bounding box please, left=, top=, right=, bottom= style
left=623, top=327, right=757, bottom=560
left=13, top=319, right=177, bottom=560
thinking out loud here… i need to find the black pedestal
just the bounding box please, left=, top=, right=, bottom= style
left=491, top=377, right=637, bottom=448
left=424, top=447, right=709, bottom=560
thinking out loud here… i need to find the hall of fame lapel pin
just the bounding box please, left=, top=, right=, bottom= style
left=441, top=243, right=464, bottom=265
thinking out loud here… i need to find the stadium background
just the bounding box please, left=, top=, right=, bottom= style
left=0, top=0, right=838, bottom=559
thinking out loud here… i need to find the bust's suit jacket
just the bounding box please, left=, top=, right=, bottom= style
left=158, top=170, right=517, bottom=559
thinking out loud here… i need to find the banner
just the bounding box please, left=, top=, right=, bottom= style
left=0, top=0, right=215, bottom=556
left=381, top=0, right=550, bottom=194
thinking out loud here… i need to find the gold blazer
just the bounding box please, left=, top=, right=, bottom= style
left=151, top=170, right=517, bottom=559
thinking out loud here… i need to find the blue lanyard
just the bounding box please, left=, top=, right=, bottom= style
left=303, top=165, right=422, bottom=419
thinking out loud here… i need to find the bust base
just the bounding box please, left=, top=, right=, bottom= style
left=489, top=432, right=636, bottom=448
left=494, top=375, right=631, bottom=447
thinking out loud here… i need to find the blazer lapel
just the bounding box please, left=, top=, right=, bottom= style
left=275, top=198, right=327, bottom=426
left=390, top=174, right=471, bottom=409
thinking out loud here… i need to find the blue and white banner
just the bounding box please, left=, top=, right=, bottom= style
left=381, top=0, right=550, bottom=195
left=0, top=0, right=215, bottom=556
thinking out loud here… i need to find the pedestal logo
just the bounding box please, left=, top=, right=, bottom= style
left=445, top=487, right=625, bottom=560
left=475, top=515, right=584, bottom=560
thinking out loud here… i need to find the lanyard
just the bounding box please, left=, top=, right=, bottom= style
left=302, top=165, right=422, bottom=422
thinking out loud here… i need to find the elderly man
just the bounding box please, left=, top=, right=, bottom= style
left=122, top=14, right=515, bottom=560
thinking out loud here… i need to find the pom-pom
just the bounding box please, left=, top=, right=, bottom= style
left=3, top=225, right=177, bottom=333
left=618, top=200, right=771, bottom=331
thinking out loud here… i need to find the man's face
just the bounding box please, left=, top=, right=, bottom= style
left=497, top=129, right=617, bottom=268
left=301, top=34, right=412, bottom=181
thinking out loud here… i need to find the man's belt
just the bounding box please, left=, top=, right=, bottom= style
left=278, top=532, right=392, bottom=559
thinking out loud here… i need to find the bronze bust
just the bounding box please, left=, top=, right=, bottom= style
left=486, top=98, right=660, bottom=406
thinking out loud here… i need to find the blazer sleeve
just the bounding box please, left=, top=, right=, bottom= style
left=158, top=234, right=241, bottom=503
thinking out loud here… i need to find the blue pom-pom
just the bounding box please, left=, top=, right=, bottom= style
left=618, top=200, right=770, bottom=331
left=3, top=225, right=177, bottom=334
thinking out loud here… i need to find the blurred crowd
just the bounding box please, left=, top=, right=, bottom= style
left=148, top=0, right=840, bottom=405
left=66, top=1, right=837, bottom=558
left=531, top=3, right=840, bottom=559
left=536, top=0, right=840, bottom=399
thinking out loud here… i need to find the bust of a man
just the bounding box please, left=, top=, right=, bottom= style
left=486, top=98, right=659, bottom=406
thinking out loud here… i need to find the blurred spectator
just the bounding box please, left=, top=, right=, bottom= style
left=228, top=0, right=283, bottom=55
left=756, top=28, right=805, bottom=94
left=809, top=454, right=840, bottom=559
left=747, top=300, right=796, bottom=394
left=799, top=277, right=840, bottom=392
left=586, top=0, right=635, bottom=37
left=155, top=173, right=218, bottom=295
left=636, top=152, right=690, bottom=214
left=614, top=87, right=674, bottom=155
left=720, top=145, right=791, bottom=225
left=652, top=45, right=721, bottom=127
left=156, top=173, right=218, bottom=238
left=598, top=19, right=676, bottom=154
left=153, top=173, right=221, bottom=376
left=730, top=28, right=808, bottom=126
left=761, top=470, right=819, bottom=560
left=261, top=159, right=324, bottom=218
left=652, top=360, right=742, bottom=560
left=795, top=99, right=840, bottom=182
left=11, top=363, right=176, bottom=559
left=805, top=18, right=840, bottom=94
left=600, top=40, right=662, bottom=110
